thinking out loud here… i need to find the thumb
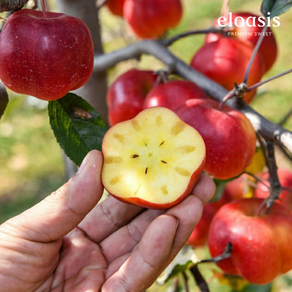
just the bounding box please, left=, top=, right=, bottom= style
left=5, top=150, right=104, bottom=243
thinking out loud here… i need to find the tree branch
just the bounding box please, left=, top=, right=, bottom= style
left=93, top=40, right=292, bottom=153
left=0, top=0, right=28, bottom=12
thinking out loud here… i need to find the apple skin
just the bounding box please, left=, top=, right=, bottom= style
left=190, top=38, right=264, bottom=103
left=143, top=80, right=208, bottom=111
left=106, top=0, right=126, bottom=17
left=205, top=12, right=277, bottom=73
left=255, top=168, right=292, bottom=210
left=0, top=9, right=94, bottom=101
left=208, top=198, right=292, bottom=284
left=123, top=0, right=183, bottom=39
left=107, top=69, right=157, bottom=126
left=175, top=99, right=257, bottom=180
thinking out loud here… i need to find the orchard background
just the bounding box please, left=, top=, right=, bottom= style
left=0, top=0, right=292, bottom=291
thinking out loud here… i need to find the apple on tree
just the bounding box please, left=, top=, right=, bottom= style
left=101, top=107, right=206, bottom=209
left=205, top=12, right=278, bottom=73
left=107, top=69, right=157, bottom=126
left=106, top=0, right=126, bottom=17
left=255, top=168, right=292, bottom=210
left=208, top=198, right=292, bottom=284
left=123, top=0, right=183, bottom=39
left=143, top=79, right=208, bottom=111
left=190, top=37, right=264, bottom=103
left=175, top=99, right=257, bottom=180
left=0, top=9, right=94, bottom=101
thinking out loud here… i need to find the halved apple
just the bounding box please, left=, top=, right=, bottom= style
left=101, top=107, right=206, bottom=209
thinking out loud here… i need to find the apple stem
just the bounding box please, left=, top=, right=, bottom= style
left=40, top=0, right=48, bottom=18
left=243, top=24, right=268, bottom=85
left=247, top=68, right=292, bottom=92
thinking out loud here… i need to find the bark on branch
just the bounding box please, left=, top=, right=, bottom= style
left=0, top=0, right=28, bottom=12
left=93, top=40, right=292, bottom=153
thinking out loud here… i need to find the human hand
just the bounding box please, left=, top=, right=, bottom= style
left=0, top=150, right=215, bottom=292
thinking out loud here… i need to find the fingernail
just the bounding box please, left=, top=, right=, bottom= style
left=77, top=151, right=92, bottom=174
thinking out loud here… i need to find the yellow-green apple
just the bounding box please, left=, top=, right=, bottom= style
left=255, top=168, right=292, bottom=210
left=205, top=12, right=277, bottom=73
left=102, top=107, right=206, bottom=209
left=123, top=0, right=183, bottom=39
left=0, top=9, right=94, bottom=101
left=107, top=69, right=157, bottom=126
left=143, top=80, right=208, bottom=110
left=190, top=38, right=264, bottom=103
left=208, top=198, right=292, bottom=284
left=174, top=99, right=256, bottom=180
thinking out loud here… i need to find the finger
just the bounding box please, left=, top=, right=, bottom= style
left=100, top=209, right=164, bottom=263
left=78, top=196, right=143, bottom=243
left=191, top=174, right=216, bottom=204
left=3, top=150, right=104, bottom=242
left=101, top=214, right=178, bottom=292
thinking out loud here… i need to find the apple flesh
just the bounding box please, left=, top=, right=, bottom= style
left=123, top=0, right=183, bottom=39
left=102, top=107, right=206, bottom=209
left=190, top=38, right=264, bottom=103
left=107, top=69, right=157, bottom=126
left=106, top=0, right=126, bottom=17
left=208, top=198, right=292, bottom=284
left=175, top=99, right=257, bottom=180
left=143, top=80, right=208, bottom=110
left=0, top=9, right=94, bottom=101
left=205, top=12, right=277, bottom=73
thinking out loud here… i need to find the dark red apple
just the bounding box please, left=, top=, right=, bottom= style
left=143, top=80, right=208, bottom=110
left=0, top=9, right=94, bottom=101
left=107, top=69, right=157, bottom=126
left=205, top=12, right=277, bottom=73
left=175, top=99, right=257, bottom=180
left=208, top=198, right=292, bottom=284
left=123, top=0, right=183, bottom=39
left=190, top=38, right=264, bottom=103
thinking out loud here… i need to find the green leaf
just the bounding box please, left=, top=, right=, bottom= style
left=0, top=81, right=8, bottom=120
left=242, top=283, right=272, bottom=292
left=261, top=0, right=292, bottom=18
left=157, top=245, right=198, bottom=285
left=48, top=93, right=108, bottom=166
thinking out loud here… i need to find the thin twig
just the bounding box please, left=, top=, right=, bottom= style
left=182, top=272, right=189, bottom=292
left=248, top=68, right=292, bottom=92
left=243, top=24, right=268, bottom=84
left=278, top=106, right=292, bottom=126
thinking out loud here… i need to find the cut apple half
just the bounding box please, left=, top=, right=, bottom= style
left=101, top=107, right=206, bottom=209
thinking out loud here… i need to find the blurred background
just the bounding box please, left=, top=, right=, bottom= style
left=0, top=0, right=292, bottom=291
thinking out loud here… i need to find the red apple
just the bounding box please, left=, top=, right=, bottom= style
left=190, top=38, right=264, bottom=103
left=208, top=198, right=292, bottom=284
left=205, top=12, right=277, bottom=73
left=175, top=99, right=257, bottom=180
left=0, top=9, right=94, bottom=101
left=224, top=174, right=254, bottom=200
left=106, top=0, right=125, bottom=17
left=107, top=69, right=157, bottom=126
left=143, top=80, right=208, bottom=110
left=102, top=107, right=206, bottom=209
left=255, top=168, right=292, bottom=210
left=187, top=192, right=230, bottom=247
left=123, top=0, right=183, bottom=39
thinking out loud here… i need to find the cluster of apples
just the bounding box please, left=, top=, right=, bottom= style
left=106, top=0, right=183, bottom=38
left=188, top=167, right=292, bottom=285
left=191, top=12, right=278, bottom=103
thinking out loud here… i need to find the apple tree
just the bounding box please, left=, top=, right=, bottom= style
left=1, top=0, right=292, bottom=291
